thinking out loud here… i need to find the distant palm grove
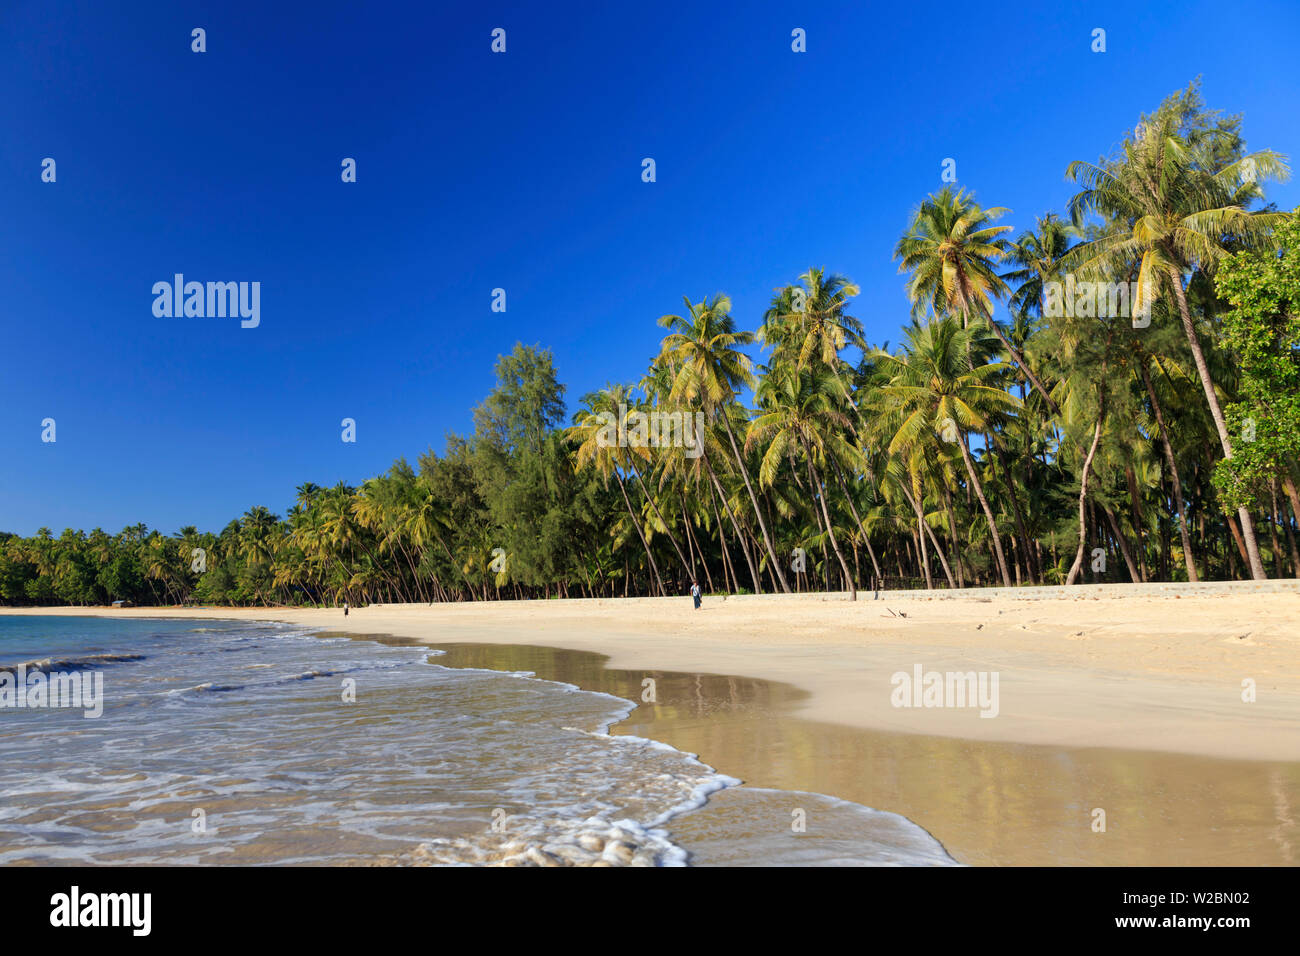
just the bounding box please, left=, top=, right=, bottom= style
left=4, top=82, right=1299, bottom=607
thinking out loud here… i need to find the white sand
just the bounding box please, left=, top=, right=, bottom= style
left=9, top=581, right=1299, bottom=761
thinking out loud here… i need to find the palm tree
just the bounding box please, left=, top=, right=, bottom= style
left=895, top=186, right=1057, bottom=410
left=1004, top=214, right=1077, bottom=318
left=658, top=294, right=790, bottom=592
left=568, top=386, right=668, bottom=596
left=237, top=506, right=279, bottom=604
left=760, top=268, right=866, bottom=372
left=749, top=363, right=857, bottom=599
left=873, top=318, right=1022, bottom=586
left=1064, top=93, right=1290, bottom=579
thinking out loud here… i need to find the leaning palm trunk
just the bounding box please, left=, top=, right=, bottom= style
left=681, top=502, right=716, bottom=591
left=393, top=537, right=430, bottom=603
left=1124, top=467, right=1151, bottom=583
left=827, top=456, right=884, bottom=581
left=709, top=492, right=738, bottom=593
left=1138, top=360, right=1198, bottom=581
left=940, top=484, right=966, bottom=587
left=703, top=451, right=763, bottom=593
left=615, top=471, right=666, bottom=596
left=1283, top=475, right=1300, bottom=578
left=353, top=534, right=408, bottom=602
left=806, top=454, right=855, bottom=600
left=720, top=413, right=791, bottom=592
left=1275, top=480, right=1300, bottom=577
left=1099, top=503, right=1143, bottom=582
left=956, top=432, right=1013, bottom=587
left=1067, top=397, right=1107, bottom=585
left=1166, top=266, right=1266, bottom=580
left=628, top=460, right=693, bottom=579
left=898, top=480, right=956, bottom=588
left=1283, top=475, right=1300, bottom=538
left=1267, top=483, right=1287, bottom=577
left=914, top=523, right=932, bottom=589
left=973, top=304, right=1058, bottom=425
left=988, top=439, right=1040, bottom=583
left=435, top=535, right=474, bottom=601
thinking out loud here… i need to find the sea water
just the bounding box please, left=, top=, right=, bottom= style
left=0, top=616, right=955, bottom=866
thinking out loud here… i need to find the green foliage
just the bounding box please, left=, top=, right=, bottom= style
left=1213, top=209, right=1300, bottom=509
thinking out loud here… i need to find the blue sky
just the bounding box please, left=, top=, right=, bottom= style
left=3, top=0, right=1298, bottom=536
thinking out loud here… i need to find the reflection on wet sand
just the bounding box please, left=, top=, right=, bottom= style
left=420, top=640, right=1300, bottom=866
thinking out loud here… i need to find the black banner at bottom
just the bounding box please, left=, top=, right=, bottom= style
left=0, top=865, right=1281, bottom=942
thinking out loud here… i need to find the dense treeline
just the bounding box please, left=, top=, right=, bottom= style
left=4, top=82, right=1299, bottom=607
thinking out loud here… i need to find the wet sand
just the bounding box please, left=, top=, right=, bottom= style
left=6, top=584, right=1300, bottom=865
left=423, top=641, right=1300, bottom=866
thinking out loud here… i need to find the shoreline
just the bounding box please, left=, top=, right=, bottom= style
left=415, top=640, right=1300, bottom=865
left=5, top=582, right=1300, bottom=865
left=6, top=582, right=1299, bottom=761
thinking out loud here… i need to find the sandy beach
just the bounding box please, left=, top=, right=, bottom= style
left=6, top=581, right=1300, bottom=865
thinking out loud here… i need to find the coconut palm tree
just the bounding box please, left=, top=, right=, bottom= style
left=895, top=186, right=1058, bottom=411
left=1064, top=92, right=1290, bottom=579
left=873, top=318, right=1022, bottom=586
left=658, top=294, right=790, bottom=592
left=749, top=363, right=857, bottom=600
left=568, top=386, right=668, bottom=596
left=760, top=268, right=865, bottom=372
left=1004, top=213, right=1078, bottom=318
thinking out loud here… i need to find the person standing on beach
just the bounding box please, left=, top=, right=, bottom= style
left=343, top=601, right=349, bottom=617
left=690, top=581, right=701, bottom=609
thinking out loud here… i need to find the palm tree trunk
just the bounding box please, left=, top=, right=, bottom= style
left=975, top=305, right=1060, bottom=418
left=1277, top=479, right=1300, bottom=577
left=956, top=433, right=1013, bottom=586
left=1268, top=483, right=1285, bottom=578
left=710, top=493, right=737, bottom=593
left=1226, top=512, right=1250, bottom=575
left=899, top=480, right=956, bottom=588
left=628, top=461, right=693, bottom=578
left=806, top=455, right=855, bottom=600
left=1165, top=265, right=1266, bottom=579
left=1067, top=398, right=1106, bottom=585
left=914, top=527, right=931, bottom=589
left=827, top=456, right=884, bottom=580
left=1277, top=474, right=1300, bottom=577
left=988, top=440, right=1040, bottom=583
left=395, top=538, right=429, bottom=603
left=682, top=503, right=716, bottom=592
left=1124, top=466, right=1150, bottom=582
left=351, top=534, right=407, bottom=602
left=1100, top=503, right=1142, bottom=582
left=1283, top=474, right=1300, bottom=538
left=720, top=413, right=791, bottom=592
left=1138, top=359, right=1198, bottom=581
left=941, top=484, right=966, bottom=587
left=704, top=452, right=762, bottom=593
left=615, top=472, right=666, bottom=596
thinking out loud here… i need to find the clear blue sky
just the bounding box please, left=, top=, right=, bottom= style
left=3, top=0, right=1298, bottom=536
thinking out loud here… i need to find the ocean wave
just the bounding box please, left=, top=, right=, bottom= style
left=0, top=652, right=145, bottom=675
left=402, top=817, right=691, bottom=867
left=1, top=617, right=958, bottom=868
left=183, top=668, right=341, bottom=694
